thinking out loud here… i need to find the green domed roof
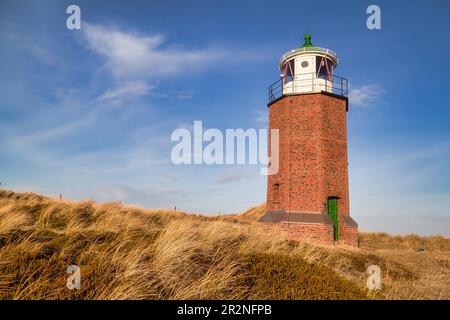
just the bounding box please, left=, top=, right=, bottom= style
left=301, top=34, right=314, bottom=48
left=299, top=34, right=322, bottom=51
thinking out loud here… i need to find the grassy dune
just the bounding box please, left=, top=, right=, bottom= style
left=0, top=190, right=448, bottom=300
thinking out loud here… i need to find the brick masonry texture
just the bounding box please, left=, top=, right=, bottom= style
left=261, top=222, right=334, bottom=245
left=262, top=92, right=358, bottom=247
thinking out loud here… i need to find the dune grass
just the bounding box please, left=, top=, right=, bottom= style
left=0, top=190, right=448, bottom=300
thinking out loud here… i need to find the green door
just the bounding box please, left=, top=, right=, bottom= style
left=327, top=198, right=339, bottom=241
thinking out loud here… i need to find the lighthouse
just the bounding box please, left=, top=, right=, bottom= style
left=260, top=34, right=358, bottom=246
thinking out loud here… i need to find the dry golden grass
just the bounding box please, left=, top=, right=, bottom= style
left=0, top=189, right=448, bottom=300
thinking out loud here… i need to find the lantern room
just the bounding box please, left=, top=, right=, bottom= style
left=268, top=34, right=348, bottom=102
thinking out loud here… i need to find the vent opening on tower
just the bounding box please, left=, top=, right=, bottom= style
left=273, top=183, right=280, bottom=206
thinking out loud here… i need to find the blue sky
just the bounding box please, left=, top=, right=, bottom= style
left=1, top=0, right=449, bottom=235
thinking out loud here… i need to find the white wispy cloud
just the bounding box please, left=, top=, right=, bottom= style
left=82, top=23, right=226, bottom=80
left=148, top=89, right=195, bottom=100
left=215, top=168, right=254, bottom=184
left=2, top=32, right=65, bottom=67
left=27, top=44, right=64, bottom=66
left=78, top=21, right=277, bottom=109
left=10, top=113, right=97, bottom=147
left=82, top=22, right=263, bottom=106
left=253, top=109, right=268, bottom=126
left=348, top=84, right=385, bottom=107
left=97, top=81, right=152, bottom=104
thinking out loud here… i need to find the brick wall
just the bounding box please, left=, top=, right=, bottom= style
left=339, top=216, right=359, bottom=247
left=262, top=222, right=334, bottom=246
left=264, top=92, right=358, bottom=247
left=267, top=93, right=350, bottom=215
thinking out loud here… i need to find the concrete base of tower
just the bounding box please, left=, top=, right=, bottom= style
left=259, top=211, right=359, bottom=247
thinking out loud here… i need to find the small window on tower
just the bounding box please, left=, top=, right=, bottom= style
left=282, top=60, right=295, bottom=82
left=316, top=57, right=332, bottom=80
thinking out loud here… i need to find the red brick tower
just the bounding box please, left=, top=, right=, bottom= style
left=260, top=35, right=358, bottom=246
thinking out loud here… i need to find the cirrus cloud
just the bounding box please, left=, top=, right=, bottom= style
left=82, top=23, right=227, bottom=80
left=96, top=81, right=152, bottom=104
left=348, top=84, right=385, bottom=107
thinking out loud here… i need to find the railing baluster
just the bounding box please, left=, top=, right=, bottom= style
left=268, top=72, right=348, bottom=103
